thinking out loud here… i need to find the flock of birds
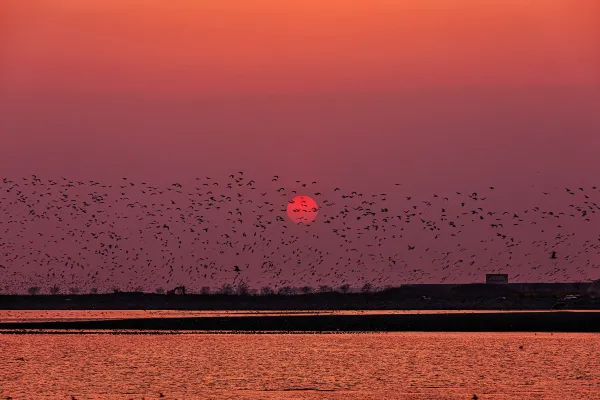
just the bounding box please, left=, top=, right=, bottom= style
left=1, top=173, right=600, bottom=294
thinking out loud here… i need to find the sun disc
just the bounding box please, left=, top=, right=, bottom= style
left=286, top=195, right=318, bottom=224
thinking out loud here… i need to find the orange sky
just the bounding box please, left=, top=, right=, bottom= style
left=0, top=0, right=598, bottom=191
left=2, top=0, right=598, bottom=95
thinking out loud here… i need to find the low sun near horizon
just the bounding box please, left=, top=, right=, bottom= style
left=287, top=195, right=318, bottom=224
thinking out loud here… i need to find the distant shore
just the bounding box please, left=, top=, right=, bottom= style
left=1, top=285, right=599, bottom=311
left=1, top=312, right=600, bottom=332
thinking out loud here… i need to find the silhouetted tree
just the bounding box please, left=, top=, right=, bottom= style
left=134, top=286, right=144, bottom=293
left=277, top=286, right=294, bottom=296
left=300, top=286, right=313, bottom=295
left=49, top=285, right=60, bottom=295
left=220, top=283, right=234, bottom=295
left=27, top=286, right=40, bottom=296
left=90, top=288, right=98, bottom=294
left=236, top=281, right=250, bottom=296
left=200, top=286, right=211, bottom=295
left=112, top=287, right=121, bottom=294
left=69, top=287, right=80, bottom=295
left=361, top=283, right=373, bottom=293
left=339, top=284, right=351, bottom=294
left=167, top=286, right=186, bottom=295
left=260, top=286, right=274, bottom=296
left=318, top=285, right=333, bottom=293
left=155, top=287, right=165, bottom=294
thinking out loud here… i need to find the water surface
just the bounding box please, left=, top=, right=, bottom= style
left=1, top=309, right=594, bottom=323
left=1, top=332, right=598, bottom=399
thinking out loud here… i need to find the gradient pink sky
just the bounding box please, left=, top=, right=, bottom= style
left=1, top=1, right=600, bottom=290
left=1, top=0, right=598, bottom=194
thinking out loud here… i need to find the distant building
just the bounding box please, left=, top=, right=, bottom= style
left=486, top=274, right=508, bottom=284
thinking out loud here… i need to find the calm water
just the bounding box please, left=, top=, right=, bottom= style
left=1, top=332, right=599, bottom=399
left=1, top=309, right=595, bottom=323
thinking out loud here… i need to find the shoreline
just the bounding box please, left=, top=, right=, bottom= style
left=1, top=312, right=600, bottom=332
left=2, top=291, right=599, bottom=311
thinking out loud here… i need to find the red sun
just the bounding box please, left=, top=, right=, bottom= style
left=286, top=195, right=318, bottom=224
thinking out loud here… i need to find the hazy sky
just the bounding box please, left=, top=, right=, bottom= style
left=0, top=1, right=599, bottom=291
left=1, top=0, right=598, bottom=192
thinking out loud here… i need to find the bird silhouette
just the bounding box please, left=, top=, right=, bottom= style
left=0, top=174, right=597, bottom=294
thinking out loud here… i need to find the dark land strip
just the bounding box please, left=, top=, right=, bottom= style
left=2, top=284, right=600, bottom=311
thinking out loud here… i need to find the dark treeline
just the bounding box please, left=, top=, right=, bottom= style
left=21, top=282, right=363, bottom=297
left=2, top=283, right=600, bottom=310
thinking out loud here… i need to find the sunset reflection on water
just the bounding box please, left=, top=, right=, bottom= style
left=2, top=309, right=597, bottom=324
left=1, top=332, right=599, bottom=399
